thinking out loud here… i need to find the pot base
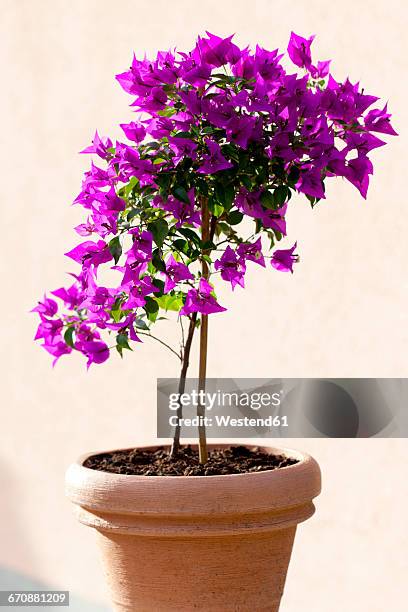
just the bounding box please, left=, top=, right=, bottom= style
left=99, top=528, right=296, bottom=612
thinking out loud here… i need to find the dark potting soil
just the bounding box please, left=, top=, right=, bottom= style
left=83, top=445, right=298, bottom=476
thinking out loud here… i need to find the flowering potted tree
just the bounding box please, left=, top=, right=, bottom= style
left=34, top=32, right=395, bottom=611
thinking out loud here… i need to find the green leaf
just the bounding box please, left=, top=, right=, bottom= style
left=110, top=308, right=123, bottom=323
left=143, top=141, right=161, bottom=151
left=260, top=190, right=275, bottom=209
left=173, top=131, right=192, bottom=139
left=266, top=230, right=275, bottom=249
left=271, top=159, right=285, bottom=180
left=213, top=202, right=224, bottom=216
left=144, top=296, right=159, bottom=315
left=221, top=143, right=239, bottom=162
left=135, top=317, right=149, bottom=330
left=255, top=164, right=268, bottom=184
left=172, top=186, right=190, bottom=204
left=64, top=327, right=75, bottom=348
left=148, top=218, right=169, bottom=248
left=214, top=183, right=225, bottom=202
left=157, top=106, right=177, bottom=117
left=116, top=333, right=132, bottom=351
left=211, top=80, right=229, bottom=89
left=211, top=73, right=236, bottom=83
left=241, top=175, right=252, bottom=190
left=108, top=236, right=122, bottom=264
left=194, top=177, right=209, bottom=196
left=218, top=221, right=236, bottom=236
left=288, top=166, right=301, bottom=187
left=177, top=227, right=201, bottom=247
left=156, top=294, right=184, bottom=312
left=238, top=150, right=249, bottom=171
left=224, top=184, right=235, bottom=208
left=173, top=238, right=189, bottom=254
left=110, top=296, right=124, bottom=323
left=227, top=210, right=244, bottom=225
left=273, top=186, right=289, bottom=207
left=156, top=172, right=172, bottom=191
left=127, top=208, right=141, bottom=222
left=201, top=239, right=216, bottom=251
left=143, top=295, right=159, bottom=323
left=124, top=176, right=139, bottom=197
left=146, top=310, right=159, bottom=323
left=208, top=197, right=224, bottom=217
left=152, top=249, right=166, bottom=272
left=152, top=278, right=165, bottom=295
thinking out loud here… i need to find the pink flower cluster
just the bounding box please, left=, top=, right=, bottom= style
left=33, top=31, right=396, bottom=366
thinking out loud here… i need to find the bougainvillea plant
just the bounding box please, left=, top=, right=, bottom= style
left=33, top=32, right=396, bottom=462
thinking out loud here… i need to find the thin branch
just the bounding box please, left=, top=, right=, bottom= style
left=179, top=315, right=185, bottom=355
left=171, top=313, right=197, bottom=457
left=137, top=331, right=181, bottom=361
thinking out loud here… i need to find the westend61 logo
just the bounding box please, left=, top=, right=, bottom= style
left=157, top=378, right=408, bottom=439
left=168, top=389, right=287, bottom=429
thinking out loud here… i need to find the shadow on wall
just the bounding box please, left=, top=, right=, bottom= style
left=0, top=567, right=109, bottom=612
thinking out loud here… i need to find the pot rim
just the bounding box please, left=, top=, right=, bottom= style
left=76, top=443, right=307, bottom=480
left=66, top=443, right=321, bottom=518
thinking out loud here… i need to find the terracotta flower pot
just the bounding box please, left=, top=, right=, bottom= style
left=66, top=445, right=321, bottom=612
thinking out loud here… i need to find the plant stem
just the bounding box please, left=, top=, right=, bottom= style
left=136, top=332, right=181, bottom=361
left=198, top=314, right=208, bottom=464
left=170, top=198, right=215, bottom=462
left=197, top=196, right=210, bottom=464
left=170, top=313, right=197, bottom=457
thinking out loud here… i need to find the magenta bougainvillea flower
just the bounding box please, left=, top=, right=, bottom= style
left=197, top=139, right=234, bottom=174
left=287, top=32, right=315, bottom=69
left=180, top=278, right=227, bottom=316
left=214, top=246, right=246, bottom=290
left=80, top=131, right=112, bottom=160
left=237, top=238, right=266, bottom=268
left=33, top=31, right=396, bottom=366
left=81, top=340, right=110, bottom=368
left=271, top=243, right=299, bottom=273
left=120, top=121, right=147, bottom=143
left=163, top=255, right=194, bottom=292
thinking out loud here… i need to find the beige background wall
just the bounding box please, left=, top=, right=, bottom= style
left=1, top=1, right=407, bottom=610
